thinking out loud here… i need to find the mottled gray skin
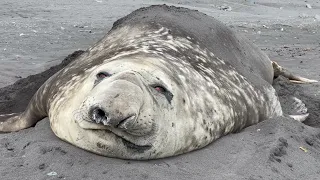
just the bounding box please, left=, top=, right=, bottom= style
left=0, top=5, right=282, bottom=159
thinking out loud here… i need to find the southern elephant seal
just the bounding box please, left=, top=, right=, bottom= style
left=0, top=5, right=316, bottom=159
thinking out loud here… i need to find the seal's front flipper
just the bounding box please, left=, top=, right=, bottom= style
left=284, top=96, right=309, bottom=122
left=289, top=114, right=309, bottom=122
left=0, top=93, right=47, bottom=132
left=0, top=113, right=25, bottom=132
left=0, top=109, right=45, bottom=132
left=0, top=76, right=50, bottom=133
left=272, top=61, right=318, bottom=83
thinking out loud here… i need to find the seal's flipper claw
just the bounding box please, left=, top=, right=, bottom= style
left=272, top=61, right=318, bottom=84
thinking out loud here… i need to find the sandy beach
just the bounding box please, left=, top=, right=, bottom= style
left=0, top=0, right=320, bottom=179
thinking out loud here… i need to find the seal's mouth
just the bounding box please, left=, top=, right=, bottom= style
left=91, top=128, right=152, bottom=152
left=120, top=137, right=152, bottom=152
left=75, top=116, right=152, bottom=152
left=106, top=131, right=152, bottom=152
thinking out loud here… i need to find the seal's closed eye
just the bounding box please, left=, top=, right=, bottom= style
left=151, top=84, right=173, bottom=103
left=96, top=72, right=112, bottom=79
left=153, top=85, right=167, bottom=93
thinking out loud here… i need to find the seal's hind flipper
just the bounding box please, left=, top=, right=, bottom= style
left=272, top=61, right=318, bottom=83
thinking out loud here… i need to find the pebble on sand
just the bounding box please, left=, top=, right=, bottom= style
left=306, top=4, right=312, bottom=9
left=47, top=172, right=58, bottom=176
left=218, top=4, right=232, bottom=11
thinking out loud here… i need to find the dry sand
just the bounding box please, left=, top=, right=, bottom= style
left=0, top=0, right=320, bottom=179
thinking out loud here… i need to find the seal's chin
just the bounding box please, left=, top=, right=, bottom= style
left=75, top=118, right=152, bottom=151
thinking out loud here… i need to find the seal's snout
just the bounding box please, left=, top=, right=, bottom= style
left=89, top=107, right=136, bottom=129
left=82, top=76, right=153, bottom=136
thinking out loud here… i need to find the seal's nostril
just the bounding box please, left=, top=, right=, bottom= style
left=90, top=108, right=108, bottom=124
left=89, top=107, right=135, bottom=128
left=96, top=109, right=105, bottom=117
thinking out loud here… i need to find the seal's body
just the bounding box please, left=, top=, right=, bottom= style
left=0, top=5, right=312, bottom=159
